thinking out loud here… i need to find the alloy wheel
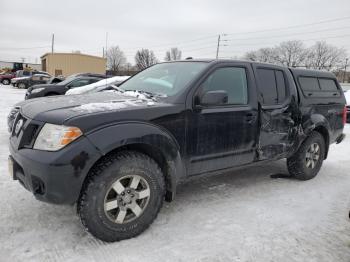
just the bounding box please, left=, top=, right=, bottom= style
left=305, top=143, right=320, bottom=169
left=104, top=175, right=150, bottom=224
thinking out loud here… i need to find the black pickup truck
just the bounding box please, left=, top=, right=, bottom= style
left=8, top=60, right=346, bottom=242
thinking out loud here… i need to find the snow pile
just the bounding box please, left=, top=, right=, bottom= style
left=66, top=76, right=129, bottom=95
left=344, top=91, right=350, bottom=105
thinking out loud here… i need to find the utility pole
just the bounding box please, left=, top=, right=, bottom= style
left=105, top=32, right=108, bottom=76
left=343, top=58, right=348, bottom=83
left=51, top=33, right=55, bottom=54
left=216, top=34, right=228, bottom=59
left=216, top=35, right=221, bottom=59
left=105, top=32, right=108, bottom=58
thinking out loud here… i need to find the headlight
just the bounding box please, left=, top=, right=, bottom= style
left=31, top=87, right=45, bottom=94
left=33, top=123, right=82, bottom=151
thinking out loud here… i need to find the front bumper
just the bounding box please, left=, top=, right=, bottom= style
left=9, top=136, right=102, bottom=204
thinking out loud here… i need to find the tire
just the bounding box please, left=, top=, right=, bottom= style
left=18, top=83, right=27, bottom=89
left=1, top=79, right=10, bottom=85
left=287, top=131, right=326, bottom=180
left=77, top=151, right=165, bottom=242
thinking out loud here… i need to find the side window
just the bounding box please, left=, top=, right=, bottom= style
left=67, top=79, right=91, bottom=88
left=31, top=75, right=40, bottom=81
left=318, top=78, right=338, bottom=91
left=275, top=70, right=286, bottom=102
left=299, top=77, right=320, bottom=91
left=257, top=69, right=277, bottom=105
left=89, top=78, right=100, bottom=84
left=200, top=67, right=248, bottom=105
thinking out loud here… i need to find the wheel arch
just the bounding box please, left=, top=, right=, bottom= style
left=83, top=122, right=185, bottom=202
left=302, top=114, right=331, bottom=159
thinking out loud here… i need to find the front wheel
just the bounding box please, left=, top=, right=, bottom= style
left=287, top=131, right=325, bottom=180
left=77, top=151, right=165, bottom=242
left=2, top=79, right=10, bottom=85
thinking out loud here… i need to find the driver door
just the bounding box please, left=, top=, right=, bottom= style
left=186, top=63, right=258, bottom=175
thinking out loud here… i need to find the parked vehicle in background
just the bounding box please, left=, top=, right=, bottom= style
left=0, top=72, right=16, bottom=85
left=15, top=74, right=52, bottom=89
left=344, top=91, right=350, bottom=123
left=25, top=75, right=105, bottom=99
left=340, top=83, right=350, bottom=92
left=66, top=76, right=129, bottom=95
left=8, top=60, right=346, bottom=242
left=11, top=70, right=50, bottom=88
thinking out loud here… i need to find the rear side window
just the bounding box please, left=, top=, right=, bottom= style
left=319, top=78, right=338, bottom=91
left=299, top=77, right=320, bottom=91
left=298, top=76, right=340, bottom=98
left=257, top=68, right=287, bottom=105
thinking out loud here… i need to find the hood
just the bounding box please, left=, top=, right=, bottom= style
left=29, top=83, right=56, bottom=91
left=18, top=91, right=161, bottom=125
left=12, top=76, right=30, bottom=81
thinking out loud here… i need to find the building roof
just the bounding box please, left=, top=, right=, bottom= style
left=40, top=52, right=105, bottom=60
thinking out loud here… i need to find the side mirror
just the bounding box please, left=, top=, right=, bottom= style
left=200, top=90, right=228, bottom=106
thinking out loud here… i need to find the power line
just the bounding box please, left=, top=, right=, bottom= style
left=225, top=16, right=350, bottom=36
left=219, top=33, right=350, bottom=49
left=226, top=26, right=350, bottom=41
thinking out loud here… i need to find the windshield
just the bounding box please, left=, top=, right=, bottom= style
left=119, top=62, right=208, bottom=96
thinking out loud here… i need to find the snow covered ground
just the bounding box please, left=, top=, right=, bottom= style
left=0, top=84, right=350, bottom=262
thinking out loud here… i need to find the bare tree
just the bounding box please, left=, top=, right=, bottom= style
left=165, top=47, right=182, bottom=61
left=135, top=49, right=158, bottom=70
left=243, top=47, right=278, bottom=64
left=107, top=46, right=127, bottom=74
left=305, top=41, right=347, bottom=71
left=275, top=40, right=308, bottom=67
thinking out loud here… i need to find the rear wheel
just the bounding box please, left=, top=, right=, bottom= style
left=287, top=131, right=325, bottom=180
left=77, top=151, right=165, bottom=242
left=1, top=79, right=10, bottom=85
left=18, top=83, right=27, bottom=89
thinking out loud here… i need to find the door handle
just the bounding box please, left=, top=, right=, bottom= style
left=245, top=113, right=256, bottom=123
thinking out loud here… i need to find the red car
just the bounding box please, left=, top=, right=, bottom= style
left=0, top=72, right=16, bottom=85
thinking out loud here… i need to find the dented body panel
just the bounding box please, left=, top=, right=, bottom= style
left=8, top=60, right=346, bottom=204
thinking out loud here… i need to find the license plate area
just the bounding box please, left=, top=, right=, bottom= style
left=8, top=156, right=15, bottom=180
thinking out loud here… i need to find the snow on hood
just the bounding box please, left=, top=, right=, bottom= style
left=73, top=99, right=154, bottom=113
left=66, top=76, right=130, bottom=95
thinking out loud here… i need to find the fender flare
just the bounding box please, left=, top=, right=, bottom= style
left=85, top=121, right=185, bottom=201
left=302, top=113, right=331, bottom=158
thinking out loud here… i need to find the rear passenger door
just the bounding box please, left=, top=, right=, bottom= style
left=253, top=65, right=299, bottom=159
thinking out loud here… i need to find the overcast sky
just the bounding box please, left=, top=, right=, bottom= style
left=1, top=0, right=350, bottom=64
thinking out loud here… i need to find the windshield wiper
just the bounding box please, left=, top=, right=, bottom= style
left=124, top=90, right=166, bottom=99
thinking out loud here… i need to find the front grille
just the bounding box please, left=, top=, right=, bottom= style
left=20, top=123, right=40, bottom=148
left=10, top=112, right=41, bottom=149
